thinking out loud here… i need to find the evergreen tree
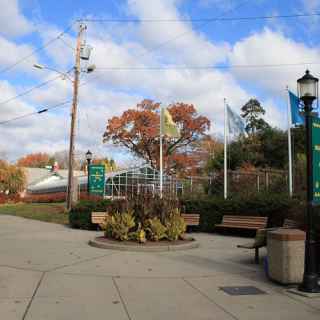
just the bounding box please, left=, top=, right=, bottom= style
left=241, top=99, right=269, bottom=134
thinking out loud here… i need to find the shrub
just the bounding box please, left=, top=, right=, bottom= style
left=24, top=192, right=103, bottom=204
left=0, top=160, right=26, bottom=194
left=0, top=193, right=21, bottom=204
left=69, top=199, right=111, bottom=230
left=145, top=217, right=167, bottom=241
left=128, top=223, right=147, bottom=243
left=165, top=209, right=186, bottom=241
left=24, top=192, right=66, bottom=203
left=182, top=193, right=301, bottom=232
left=105, top=210, right=136, bottom=241
left=128, top=193, right=179, bottom=224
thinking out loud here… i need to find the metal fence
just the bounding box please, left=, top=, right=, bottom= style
left=104, top=166, right=290, bottom=199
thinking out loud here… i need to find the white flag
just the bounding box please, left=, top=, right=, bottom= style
left=227, top=104, right=246, bottom=135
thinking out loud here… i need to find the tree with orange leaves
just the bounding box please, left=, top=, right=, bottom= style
left=0, top=160, right=26, bottom=193
left=16, top=153, right=54, bottom=168
left=103, top=99, right=210, bottom=175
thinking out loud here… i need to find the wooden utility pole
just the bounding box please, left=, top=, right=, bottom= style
left=66, top=23, right=86, bottom=211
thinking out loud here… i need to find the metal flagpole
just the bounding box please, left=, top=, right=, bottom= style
left=160, top=106, right=163, bottom=198
left=286, top=86, right=293, bottom=197
left=224, top=98, right=228, bottom=199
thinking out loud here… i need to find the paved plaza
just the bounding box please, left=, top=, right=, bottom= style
left=0, top=215, right=319, bottom=320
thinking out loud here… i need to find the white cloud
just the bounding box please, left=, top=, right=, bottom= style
left=127, top=0, right=230, bottom=65
left=0, top=80, right=69, bottom=159
left=0, top=36, right=38, bottom=72
left=37, top=24, right=75, bottom=68
left=0, top=0, right=34, bottom=37
left=229, top=28, right=320, bottom=95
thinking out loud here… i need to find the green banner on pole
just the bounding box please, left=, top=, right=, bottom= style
left=88, top=164, right=105, bottom=196
left=312, top=117, right=320, bottom=204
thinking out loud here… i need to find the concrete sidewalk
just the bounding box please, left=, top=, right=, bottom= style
left=0, top=215, right=319, bottom=320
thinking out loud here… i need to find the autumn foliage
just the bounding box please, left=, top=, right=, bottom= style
left=103, top=99, right=210, bottom=175
left=17, top=152, right=53, bottom=168
left=0, top=160, right=26, bottom=194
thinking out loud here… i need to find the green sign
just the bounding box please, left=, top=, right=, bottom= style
left=88, top=165, right=105, bottom=195
left=312, top=117, right=320, bottom=204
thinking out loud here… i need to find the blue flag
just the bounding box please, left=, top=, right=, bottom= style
left=289, top=91, right=304, bottom=126
left=227, top=105, right=246, bottom=135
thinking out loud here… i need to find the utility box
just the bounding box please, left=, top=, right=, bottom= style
left=267, top=229, right=306, bottom=284
left=80, top=44, right=92, bottom=60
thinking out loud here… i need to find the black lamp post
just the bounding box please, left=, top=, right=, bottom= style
left=297, top=70, right=320, bottom=293
left=86, top=150, right=93, bottom=195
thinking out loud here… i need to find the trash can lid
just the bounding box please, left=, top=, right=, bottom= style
left=268, top=229, right=306, bottom=241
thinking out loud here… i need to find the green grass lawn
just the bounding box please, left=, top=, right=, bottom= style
left=0, top=203, right=69, bottom=225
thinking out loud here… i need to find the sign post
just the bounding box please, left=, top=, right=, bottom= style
left=88, top=164, right=105, bottom=196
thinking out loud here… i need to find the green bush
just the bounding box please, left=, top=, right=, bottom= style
left=145, top=217, right=167, bottom=241
left=105, top=210, right=136, bottom=241
left=165, top=209, right=186, bottom=241
left=69, top=199, right=111, bottom=230
left=182, top=193, right=301, bottom=232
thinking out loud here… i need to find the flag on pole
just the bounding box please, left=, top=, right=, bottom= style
left=224, top=102, right=245, bottom=200
left=161, top=108, right=180, bottom=138
left=288, top=90, right=304, bottom=126
left=226, top=104, right=246, bottom=135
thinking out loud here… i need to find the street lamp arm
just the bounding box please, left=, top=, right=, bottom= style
left=33, top=64, right=75, bottom=82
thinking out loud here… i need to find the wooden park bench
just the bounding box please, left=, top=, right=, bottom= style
left=91, top=212, right=109, bottom=229
left=215, top=215, right=268, bottom=231
left=236, top=219, right=299, bottom=264
left=181, top=213, right=200, bottom=227
left=91, top=212, right=200, bottom=229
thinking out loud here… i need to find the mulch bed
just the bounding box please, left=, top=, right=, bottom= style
left=95, top=236, right=195, bottom=246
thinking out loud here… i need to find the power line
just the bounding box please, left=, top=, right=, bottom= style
left=80, top=12, right=320, bottom=23
left=113, top=0, right=251, bottom=63
left=83, top=0, right=252, bottom=87
left=0, top=99, right=72, bottom=125
left=95, top=61, right=320, bottom=71
left=59, top=36, right=76, bottom=51
left=0, top=75, right=62, bottom=107
left=0, top=65, right=74, bottom=107
left=0, top=23, right=75, bottom=76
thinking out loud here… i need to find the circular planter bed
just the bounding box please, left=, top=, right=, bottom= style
left=89, top=236, right=199, bottom=252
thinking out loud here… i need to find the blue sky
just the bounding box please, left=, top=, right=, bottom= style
left=0, top=0, right=320, bottom=163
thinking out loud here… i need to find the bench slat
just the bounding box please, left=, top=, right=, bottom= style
left=181, top=214, right=200, bottom=226
left=216, top=215, right=268, bottom=231
left=92, top=212, right=109, bottom=225
left=221, top=216, right=267, bottom=221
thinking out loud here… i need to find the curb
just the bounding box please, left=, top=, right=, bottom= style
left=88, top=238, right=199, bottom=252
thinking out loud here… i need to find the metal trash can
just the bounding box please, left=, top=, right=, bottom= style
left=267, top=229, right=306, bottom=284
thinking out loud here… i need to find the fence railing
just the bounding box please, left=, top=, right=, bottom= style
left=105, top=169, right=292, bottom=199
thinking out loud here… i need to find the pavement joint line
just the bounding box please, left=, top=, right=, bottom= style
left=182, top=278, right=240, bottom=320
left=112, top=277, right=132, bottom=320
left=45, top=252, right=117, bottom=272
left=207, top=271, right=319, bottom=311
left=52, top=269, right=260, bottom=280
left=279, top=289, right=320, bottom=312
left=22, top=271, right=46, bottom=320
left=0, top=264, right=44, bottom=273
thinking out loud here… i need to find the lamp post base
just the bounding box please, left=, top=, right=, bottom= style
left=299, top=273, right=320, bottom=293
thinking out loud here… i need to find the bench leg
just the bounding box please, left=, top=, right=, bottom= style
left=254, top=248, right=259, bottom=264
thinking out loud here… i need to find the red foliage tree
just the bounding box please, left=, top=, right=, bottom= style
left=17, top=153, right=53, bottom=168
left=103, top=99, right=210, bottom=175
